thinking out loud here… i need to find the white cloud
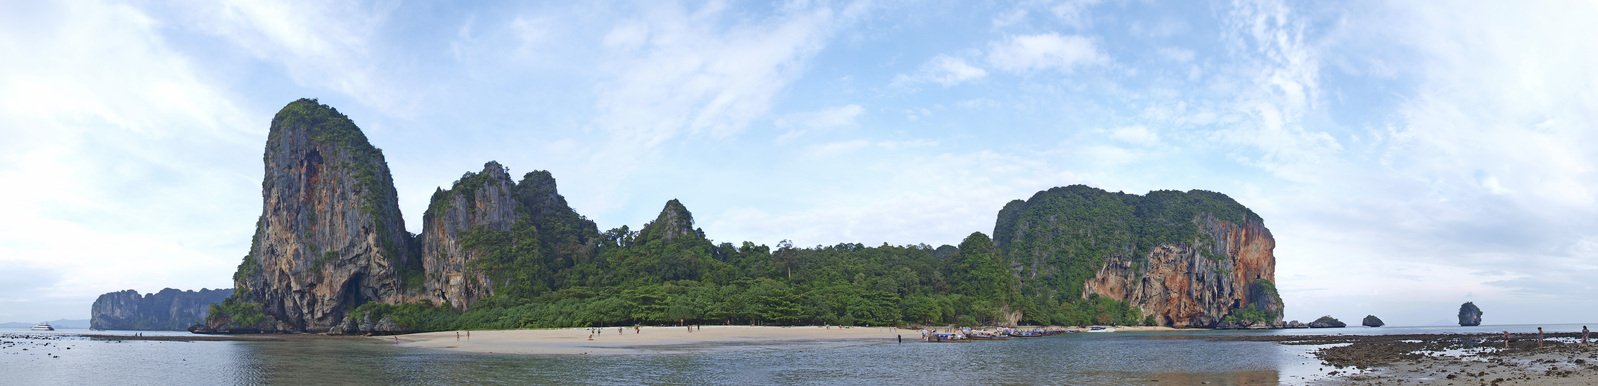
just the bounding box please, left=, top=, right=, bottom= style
left=775, top=104, right=865, bottom=143
left=590, top=2, right=846, bottom=148
left=986, top=33, right=1107, bottom=73
left=1108, top=125, right=1160, bottom=146
left=1050, top=0, right=1103, bottom=30
left=707, top=149, right=1066, bottom=247
left=991, top=8, right=1029, bottom=29
left=1210, top=0, right=1337, bottom=182
left=891, top=55, right=989, bottom=88
left=0, top=1, right=257, bottom=322
left=176, top=0, right=409, bottom=115
left=1157, top=47, right=1195, bottom=62
left=801, top=138, right=936, bottom=159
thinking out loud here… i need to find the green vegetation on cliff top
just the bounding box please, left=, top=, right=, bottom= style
left=993, top=185, right=1264, bottom=314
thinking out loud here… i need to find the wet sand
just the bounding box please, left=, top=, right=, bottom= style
left=1215, top=332, right=1598, bottom=385
left=390, top=325, right=921, bottom=355
left=388, top=325, right=1186, bottom=355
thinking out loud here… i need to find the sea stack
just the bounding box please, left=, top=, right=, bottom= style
left=206, top=99, right=421, bottom=333
left=1458, top=302, right=1483, bottom=326
left=1362, top=315, right=1384, bottom=327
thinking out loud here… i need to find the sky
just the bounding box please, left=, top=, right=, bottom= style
left=1, top=0, right=1594, bottom=327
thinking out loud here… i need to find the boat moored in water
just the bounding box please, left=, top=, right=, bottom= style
left=30, top=322, right=54, bottom=331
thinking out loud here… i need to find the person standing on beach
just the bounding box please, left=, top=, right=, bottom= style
left=1504, top=330, right=1510, bottom=349
left=456, top=331, right=460, bottom=341
left=1538, top=327, right=1544, bottom=348
left=1583, top=326, right=1589, bottom=344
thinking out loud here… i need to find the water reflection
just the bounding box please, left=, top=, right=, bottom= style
left=6, top=330, right=1314, bottom=385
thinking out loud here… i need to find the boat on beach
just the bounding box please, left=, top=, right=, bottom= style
left=31, top=322, right=54, bottom=331
left=965, top=331, right=1010, bottom=340
left=1088, top=326, right=1115, bottom=333
left=925, top=332, right=966, bottom=342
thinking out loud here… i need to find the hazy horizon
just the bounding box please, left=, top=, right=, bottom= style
left=2, top=1, right=1595, bottom=327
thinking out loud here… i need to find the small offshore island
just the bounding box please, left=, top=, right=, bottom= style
left=198, top=99, right=1286, bottom=336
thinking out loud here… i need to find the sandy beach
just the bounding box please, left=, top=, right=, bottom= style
left=388, top=325, right=925, bottom=355
left=384, top=324, right=1188, bottom=355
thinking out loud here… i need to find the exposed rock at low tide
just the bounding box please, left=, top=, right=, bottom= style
left=1362, top=315, right=1384, bottom=327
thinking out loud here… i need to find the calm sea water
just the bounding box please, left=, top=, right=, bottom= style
left=4, top=324, right=1590, bottom=385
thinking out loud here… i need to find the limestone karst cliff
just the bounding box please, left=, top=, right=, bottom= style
left=993, top=185, right=1283, bottom=328
left=91, top=288, right=232, bottom=330
left=417, top=162, right=598, bottom=308
left=207, top=99, right=421, bottom=333
left=418, top=162, right=519, bottom=309
left=205, top=99, right=1288, bottom=333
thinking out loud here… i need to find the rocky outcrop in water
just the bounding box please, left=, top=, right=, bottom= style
left=1362, top=315, right=1384, bottom=327
left=1309, top=315, right=1346, bottom=328
left=206, top=99, right=422, bottom=334
left=1458, top=302, right=1483, bottom=326
left=995, top=186, right=1281, bottom=328
left=91, top=288, right=232, bottom=330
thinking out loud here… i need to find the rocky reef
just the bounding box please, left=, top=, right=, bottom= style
left=91, top=288, right=232, bottom=330
left=1458, top=302, right=1483, bottom=326
left=994, top=186, right=1282, bottom=328
left=1309, top=315, right=1346, bottom=328
left=1362, top=315, right=1384, bottom=327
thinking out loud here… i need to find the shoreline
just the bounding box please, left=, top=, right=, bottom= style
left=389, top=325, right=918, bottom=355
left=383, top=324, right=1189, bottom=355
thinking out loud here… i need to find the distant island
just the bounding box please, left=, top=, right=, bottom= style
left=91, top=288, right=232, bottom=330
left=200, top=99, right=1283, bottom=334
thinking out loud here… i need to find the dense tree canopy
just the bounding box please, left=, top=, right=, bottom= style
left=347, top=182, right=1263, bottom=331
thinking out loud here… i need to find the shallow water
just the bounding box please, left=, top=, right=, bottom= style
left=3, top=324, right=1588, bottom=385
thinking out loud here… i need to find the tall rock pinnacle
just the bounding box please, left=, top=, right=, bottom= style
left=225, top=98, right=420, bottom=332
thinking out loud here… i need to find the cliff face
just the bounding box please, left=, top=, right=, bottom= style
left=419, top=162, right=518, bottom=308
left=91, top=288, right=232, bottom=330
left=220, top=99, right=421, bottom=333
left=1081, top=216, right=1278, bottom=327
left=995, top=186, right=1282, bottom=328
